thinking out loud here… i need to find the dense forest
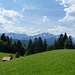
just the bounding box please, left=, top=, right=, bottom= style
left=0, top=33, right=75, bottom=57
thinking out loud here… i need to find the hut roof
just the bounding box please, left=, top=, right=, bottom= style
left=2, top=57, right=11, bottom=61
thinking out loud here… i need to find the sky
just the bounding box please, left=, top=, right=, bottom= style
left=0, top=0, right=75, bottom=37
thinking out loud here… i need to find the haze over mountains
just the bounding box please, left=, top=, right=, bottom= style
left=0, top=33, right=75, bottom=45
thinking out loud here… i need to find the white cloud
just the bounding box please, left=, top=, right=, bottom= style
left=0, top=7, right=32, bottom=35
left=0, top=7, right=22, bottom=25
left=57, top=0, right=74, bottom=7
left=0, top=24, right=40, bottom=35
left=57, top=0, right=75, bottom=23
left=43, top=16, right=49, bottom=22
left=48, top=25, right=75, bottom=37
left=26, top=28, right=40, bottom=36
left=59, top=4, right=75, bottom=22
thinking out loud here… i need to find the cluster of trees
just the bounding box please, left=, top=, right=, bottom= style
left=0, top=33, right=25, bottom=56
left=0, top=33, right=75, bottom=57
left=26, top=37, right=47, bottom=55
left=53, top=33, right=74, bottom=49
left=0, top=33, right=47, bottom=56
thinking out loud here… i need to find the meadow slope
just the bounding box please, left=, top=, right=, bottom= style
left=0, top=49, right=75, bottom=75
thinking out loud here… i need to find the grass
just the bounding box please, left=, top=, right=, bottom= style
left=0, top=49, right=75, bottom=75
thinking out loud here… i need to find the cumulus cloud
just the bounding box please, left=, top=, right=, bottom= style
left=48, top=25, right=75, bottom=37
left=57, top=0, right=74, bottom=7
left=57, top=0, right=75, bottom=23
left=0, top=7, right=31, bottom=35
left=43, top=16, right=49, bottom=22
left=59, top=4, right=75, bottom=22
left=0, top=7, right=22, bottom=25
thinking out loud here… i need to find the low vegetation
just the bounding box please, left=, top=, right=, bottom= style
left=0, top=50, right=75, bottom=75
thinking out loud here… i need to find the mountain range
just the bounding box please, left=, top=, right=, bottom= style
left=0, top=33, right=75, bottom=45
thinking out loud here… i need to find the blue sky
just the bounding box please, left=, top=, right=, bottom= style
left=0, top=0, right=75, bottom=37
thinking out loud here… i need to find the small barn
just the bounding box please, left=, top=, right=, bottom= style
left=2, top=57, right=12, bottom=61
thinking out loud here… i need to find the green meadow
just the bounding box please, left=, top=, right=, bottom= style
left=0, top=49, right=75, bottom=75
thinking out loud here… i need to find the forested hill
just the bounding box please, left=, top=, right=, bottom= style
left=0, top=32, right=75, bottom=58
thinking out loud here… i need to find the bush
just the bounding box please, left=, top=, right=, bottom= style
left=15, top=52, right=20, bottom=58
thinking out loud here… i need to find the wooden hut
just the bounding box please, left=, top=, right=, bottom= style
left=2, top=57, right=12, bottom=61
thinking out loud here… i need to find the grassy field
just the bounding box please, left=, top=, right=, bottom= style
left=0, top=49, right=75, bottom=75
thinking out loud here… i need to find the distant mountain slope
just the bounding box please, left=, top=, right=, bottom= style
left=31, top=33, right=57, bottom=45
left=5, top=33, right=29, bottom=40
left=0, top=33, right=75, bottom=45
left=31, top=33, right=56, bottom=39
left=5, top=33, right=57, bottom=45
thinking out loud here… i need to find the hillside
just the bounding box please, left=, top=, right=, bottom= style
left=0, top=50, right=75, bottom=75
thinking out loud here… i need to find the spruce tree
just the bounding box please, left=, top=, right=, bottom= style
left=68, top=36, right=73, bottom=48
left=58, top=34, right=64, bottom=49
left=1, top=33, right=7, bottom=42
left=63, top=33, right=68, bottom=42
left=34, top=38, right=38, bottom=53
left=43, top=39, right=47, bottom=51
left=37, top=37, right=43, bottom=52
left=27, top=39, right=33, bottom=55
left=54, top=40, right=58, bottom=49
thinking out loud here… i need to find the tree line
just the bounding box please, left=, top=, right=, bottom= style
left=26, top=37, right=47, bottom=55
left=53, top=33, right=74, bottom=49
left=0, top=33, right=47, bottom=56
left=0, top=33, right=25, bottom=56
left=0, top=33, right=75, bottom=57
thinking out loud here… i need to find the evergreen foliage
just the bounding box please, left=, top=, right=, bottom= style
left=43, top=39, right=47, bottom=51
left=0, top=33, right=74, bottom=56
left=26, top=37, right=47, bottom=55
left=54, top=33, right=73, bottom=49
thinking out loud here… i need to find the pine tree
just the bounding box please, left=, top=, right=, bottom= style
left=34, top=38, right=38, bottom=53
left=57, top=34, right=64, bottom=49
left=1, top=33, right=7, bottom=42
left=54, top=40, right=58, bottom=49
left=43, top=39, right=47, bottom=51
left=27, top=39, right=33, bottom=55
left=64, top=38, right=72, bottom=49
left=68, top=36, right=73, bottom=48
left=63, top=33, right=68, bottom=42
left=37, top=37, right=43, bottom=52
left=17, top=40, right=25, bottom=56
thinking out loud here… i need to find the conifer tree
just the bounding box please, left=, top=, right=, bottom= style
left=37, top=37, right=43, bottom=52
left=34, top=38, right=38, bottom=53
left=27, top=39, right=33, bottom=55
left=1, top=33, right=7, bottom=42
left=43, top=39, right=47, bottom=51
left=63, top=33, right=68, bottom=42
